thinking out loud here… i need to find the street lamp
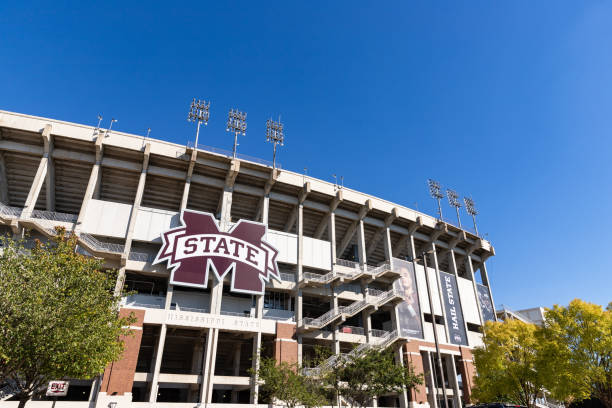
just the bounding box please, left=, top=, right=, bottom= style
left=427, top=179, right=444, bottom=220
left=187, top=98, right=210, bottom=148
left=227, top=108, right=247, bottom=159
left=464, top=196, right=479, bottom=237
left=446, top=189, right=462, bottom=229
left=266, top=117, right=284, bottom=169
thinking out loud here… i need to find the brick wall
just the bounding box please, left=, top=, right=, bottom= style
left=100, top=308, right=145, bottom=396
left=274, top=322, right=298, bottom=365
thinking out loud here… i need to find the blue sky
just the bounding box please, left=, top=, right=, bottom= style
left=1, top=1, right=611, bottom=310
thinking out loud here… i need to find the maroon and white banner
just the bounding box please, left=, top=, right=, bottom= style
left=154, top=210, right=280, bottom=295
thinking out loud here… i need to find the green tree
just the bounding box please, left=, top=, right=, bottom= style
left=336, top=347, right=423, bottom=408
left=541, top=299, right=612, bottom=408
left=0, top=230, right=135, bottom=408
left=472, top=319, right=548, bottom=408
left=252, top=356, right=327, bottom=408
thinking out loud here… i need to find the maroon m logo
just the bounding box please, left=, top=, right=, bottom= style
left=154, top=210, right=280, bottom=295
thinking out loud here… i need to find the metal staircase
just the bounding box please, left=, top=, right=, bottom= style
left=302, top=289, right=404, bottom=330
left=0, top=380, right=19, bottom=401
left=303, top=329, right=401, bottom=377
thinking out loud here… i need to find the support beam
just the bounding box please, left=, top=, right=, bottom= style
left=217, top=159, right=240, bottom=231
left=392, top=217, right=422, bottom=257
left=75, top=137, right=103, bottom=232
left=284, top=182, right=310, bottom=232
left=366, top=207, right=398, bottom=257
left=313, top=190, right=343, bottom=239
left=337, top=199, right=372, bottom=258
left=44, top=132, right=54, bottom=211
left=254, top=168, right=279, bottom=222
left=22, top=124, right=52, bottom=217
left=180, top=149, right=197, bottom=210
left=0, top=151, right=8, bottom=203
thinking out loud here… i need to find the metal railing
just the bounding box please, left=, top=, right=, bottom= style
left=30, top=209, right=78, bottom=223
left=536, top=399, right=564, bottom=408
left=371, top=329, right=390, bottom=338
left=279, top=272, right=296, bottom=282
left=186, top=142, right=280, bottom=169
left=366, top=262, right=392, bottom=277
left=220, top=310, right=252, bottom=318
left=129, top=302, right=163, bottom=309
left=128, top=251, right=156, bottom=262
left=303, top=307, right=341, bottom=328
left=0, top=380, right=19, bottom=401
left=79, top=233, right=125, bottom=254
left=0, top=203, right=22, bottom=218
left=174, top=306, right=210, bottom=314
left=339, top=325, right=365, bottom=335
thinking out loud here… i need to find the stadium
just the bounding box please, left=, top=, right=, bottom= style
left=0, top=109, right=496, bottom=408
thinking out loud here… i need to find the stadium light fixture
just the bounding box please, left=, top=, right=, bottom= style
left=427, top=179, right=444, bottom=220
left=464, top=196, right=479, bottom=236
left=94, top=114, right=103, bottom=135
left=227, top=108, right=247, bottom=159
left=446, top=189, right=462, bottom=228
left=187, top=98, right=210, bottom=148
left=266, top=116, right=284, bottom=169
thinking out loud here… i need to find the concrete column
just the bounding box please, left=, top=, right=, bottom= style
left=0, top=152, right=8, bottom=204
left=75, top=138, right=103, bottom=233
left=357, top=219, right=367, bottom=266
left=395, top=346, right=409, bottom=408
left=22, top=124, right=52, bottom=217
left=425, top=351, right=439, bottom=408
left=117, top=144, right=151, bottom=294
left=383, top=226, right=393, bottom=264
left=180, top=150, right=197, bottom=211
left=447, top=355, right=461, bottom=408
left=430, top=243, right=450, bottom=343
left=148, top=324, right=167, bottom=403
left=44, top=133, right=55, bottom=211
left=250, top=296, right=263, bottom=404
left=465, top=255, right=485, bottom=326
left=231, top=344, right=242, bottom=402
left=202, top=276, right=223, bottom=403
left=262, top=195, right=270, bottom=226
left=297, top=202, right=304, bottom=282
left=329, top=211, right=337, bottom=265
left=331, top=284, right=340, bottom=354
left=218, top=160, right=239, bottom=231
left=165, top=284, right=174, bottom=310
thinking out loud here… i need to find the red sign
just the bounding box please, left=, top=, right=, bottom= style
left=154, top=210, right=280, bottom=295
left=46, top=381, right=69, bottom=397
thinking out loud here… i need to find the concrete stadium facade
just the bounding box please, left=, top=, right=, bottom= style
left=0, top=110, right=497, bottom=408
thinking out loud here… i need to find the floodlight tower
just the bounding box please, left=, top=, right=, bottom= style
left=104, top=118, right=117, bottom=138
left=464, top=196, right=479, bottom=236
left=446, top=189, right=462, bottom=228
left=427, top=179, right=444, bottom=220
left=266, top=117, right=284, bottom=169
left=227, top=109, right=247, bottom=159
left=187, top=98, right=210, bottom=148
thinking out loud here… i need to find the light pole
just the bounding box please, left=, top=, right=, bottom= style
left=266, top=117, right=284, bottom=169
left=227, top=108, right=247, bottom=159
left=446, top=189, right=462, bottom=229
left=104, top=118, right=117, bottom=138
left=187, top=98, right=210, bottom=148
left=428, top=179, right=444, bottom=221
left=464, top=196, right=479, bottom=237
left=409, top=249, right=450, bottom=408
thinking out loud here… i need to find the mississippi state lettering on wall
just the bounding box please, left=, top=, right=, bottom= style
left=154, top=210, right=281, bottom=295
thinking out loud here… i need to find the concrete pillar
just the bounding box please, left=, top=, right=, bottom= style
left=383, top=226, right=393, bottom=265
left=357, top=219, right=367, bottom=266
left=117, top=143, right=151, bottom=294
left=331, top=284, right=340, bottom=355
left=395, top=346, right=409, bottom=408
left=425, top=351, right=439, bottom=408
left=262, top=195, right=270, bottom=226
left=231, top=344, right=242, bottom=402
left=202, top=276, right=224, bottom=403
left=148, top=324, right=167, bottom=403
left=180, top=150, right=197, bottom=211
left=250, top=295, right=264, bottom=404
left=0, top=152, right=8, bottom=204
left=296, top=199, right=305, bottom=365
left=165, top=284, right=174, bottom=310
left=75, top=137, right=103, bottom=233
left=329, top=211, right=337, bottom=265
left=465, top=255, right=485, bottom=327
left=447, top=354, right=461, bottom=408
left=44, top=132, right=54, bottom=211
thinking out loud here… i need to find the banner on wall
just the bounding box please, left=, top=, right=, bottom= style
left=476, top=283, right=496, bottom=322
left=392, top=258, right=423, bottom=339
left=439, top=271, right=468, bottom=346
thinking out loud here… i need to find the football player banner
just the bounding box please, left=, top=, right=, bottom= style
left=392, top=258, right=424, bottom=339
left=477, top=283, right=496, bottom=322
left=154, top=210, right=281, bottom=295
